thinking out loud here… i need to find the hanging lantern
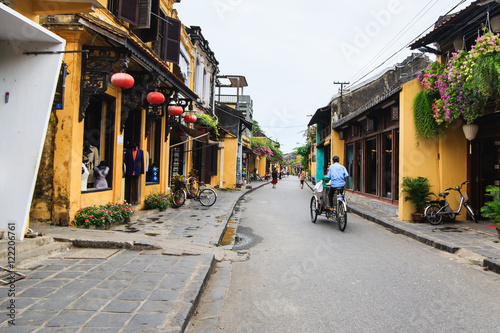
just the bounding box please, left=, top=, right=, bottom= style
left=463, top=123, right=479, bottom=141
left=110, top=72, right=134, bottom=89
left=168, top=105, right=184, bottom=116
left=184, top=114, right=197, bottom=123
left=147, top=92, right=165, bottom=105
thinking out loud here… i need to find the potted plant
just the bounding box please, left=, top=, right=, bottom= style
left=401, top=176, right=434, bottom=222
left=480, top=185, right=500, bottom=239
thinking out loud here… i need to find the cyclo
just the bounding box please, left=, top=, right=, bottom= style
left=310, top=181, right=347, bottom=231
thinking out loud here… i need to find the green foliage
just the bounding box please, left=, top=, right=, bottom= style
left=470, top=52, right=500, bottom=100
left=252, top=120, right=264, bottom=135
left=400, top=176, right=434, bottom=214
left=72, top=202, right=134, bottom=227
left=294, top=145, right=310, bottom=170
left=413, top=90, right=441, bottom=143
left=196, top=114, right=219, bottom=138
left=480, top=185, right=500, bottom=228
left=144, top=192, right=173, bottom=211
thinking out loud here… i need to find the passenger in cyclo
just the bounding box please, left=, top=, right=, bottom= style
left=326, top=156, right=349, bottom=213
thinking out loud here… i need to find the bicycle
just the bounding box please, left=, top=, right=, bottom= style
left=310, top=186, right=347, bottom=231
left=171, top=177, right=217, bottom=208
left=423, top=180, right=477, bottom=225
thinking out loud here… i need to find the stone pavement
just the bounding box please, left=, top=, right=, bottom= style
left=305, top=180, right=500, bottom=275
left=0, top=185, right=261, bottom=333
left=2, top=179, right=500, bottom=332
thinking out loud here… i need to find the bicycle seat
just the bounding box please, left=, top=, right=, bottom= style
left=439, top=192, right=449, bottom=197
left=197, top=181, right=204, bottom=186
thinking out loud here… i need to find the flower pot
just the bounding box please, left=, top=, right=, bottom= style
left=411, top=212, right=424, bottom=223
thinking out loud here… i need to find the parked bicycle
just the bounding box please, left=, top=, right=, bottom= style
left=423, top=180, right=477, bottom=225
left=172, top=177, right=217, bottom=208
left=310, top=186, right=347, bottom=231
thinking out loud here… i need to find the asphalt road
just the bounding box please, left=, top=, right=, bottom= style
left=218, top=176, right=500, bottom=332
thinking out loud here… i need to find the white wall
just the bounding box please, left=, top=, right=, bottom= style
left=0, top=4, right=65, bottom=240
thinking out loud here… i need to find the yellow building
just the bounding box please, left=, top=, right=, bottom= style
left=28, top=0, right=201, bottom=226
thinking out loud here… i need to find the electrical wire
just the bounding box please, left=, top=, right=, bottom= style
left=349, top=0, right=440, bottom=83
left=349, top=0, right=468, bottom=87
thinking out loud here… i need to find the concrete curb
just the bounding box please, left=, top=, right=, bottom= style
left=215, top=182, right=270, bottom=246
left=305, top=180, right=500, bottom=275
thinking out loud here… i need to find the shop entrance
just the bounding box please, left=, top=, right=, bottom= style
left=123, top=110, right=142, bottom=205
left=469, top=112, right=500, bottom=218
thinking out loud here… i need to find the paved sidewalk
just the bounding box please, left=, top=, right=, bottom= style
left=0, top=186, right=263, bottom=332
left=305, top=181, right=500, bottom=274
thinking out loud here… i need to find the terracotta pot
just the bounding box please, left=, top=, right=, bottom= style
left=411, top=212, right=424, bottom=223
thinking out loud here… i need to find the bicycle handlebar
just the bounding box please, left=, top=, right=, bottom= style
left=444, top=180, right=470, bottom=192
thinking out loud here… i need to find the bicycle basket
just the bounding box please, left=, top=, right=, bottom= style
left=456, top=193, right=467, bottom=203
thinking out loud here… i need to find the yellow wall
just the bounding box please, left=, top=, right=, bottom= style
left=399, top=78, right=468, bottom=220
left=331, top=131, right=345, bottom=164
left=222, top=136, right=238, bottom=187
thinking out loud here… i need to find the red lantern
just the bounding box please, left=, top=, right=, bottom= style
left=184, top=114, right=197, bottom=123
left=110, top=73, right=134, bottom=89
left=168, top=105, right=184, bottom=116
left=147, top=92, right=165, bottom=105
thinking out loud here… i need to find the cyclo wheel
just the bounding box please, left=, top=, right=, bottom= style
left=464, top=203, right=478, bottom=223
left=425, top=205, right=442, bottom=225
left=199, top=188, right=217, bottom=207
left=337, top=200, right=347, bottom=232
left=172, top=189, right=186, bottom=208
left=310, top=196, right=318, bottom=223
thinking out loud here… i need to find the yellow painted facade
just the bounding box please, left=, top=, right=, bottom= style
left=399, top=78, right=468, bottom=220
left=28, top=0, right=203, bottom=225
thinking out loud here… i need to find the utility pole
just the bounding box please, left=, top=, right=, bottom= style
left=333, top=81, right=349, bottom=118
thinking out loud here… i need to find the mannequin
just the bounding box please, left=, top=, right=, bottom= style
left=150, top=163, right=159, bottom=182
left=81, top=163, right=89, bottom=192
left=94, top=160, right=110, bottom=189
left=83, top=140, right=100, bottom=187
left=124, top=143, right=144, bottom=205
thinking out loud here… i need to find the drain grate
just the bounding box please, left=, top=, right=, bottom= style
left=0, top=266, right=26, bottom=285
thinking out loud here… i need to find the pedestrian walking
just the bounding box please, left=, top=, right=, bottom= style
left=271, top=168, right=278, bottom=188
left=299, top=168, right=306, bottom=189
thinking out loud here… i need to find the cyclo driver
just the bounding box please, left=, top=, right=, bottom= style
left=326, top=156, right=349, bottom=213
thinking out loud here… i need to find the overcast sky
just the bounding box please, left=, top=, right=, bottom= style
left=174, top=0, right=474, bottom=154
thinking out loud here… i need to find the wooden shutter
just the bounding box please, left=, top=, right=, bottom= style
left=163, top=17, right=181, bottom=64
left=118, top=0, right=140, bottom=26
left=136, top=0, right=152, bottom=29
left=135, top=0, right=159, bottom=42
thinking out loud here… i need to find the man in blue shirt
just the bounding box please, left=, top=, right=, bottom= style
left=326, top=155, right=349, bottom=212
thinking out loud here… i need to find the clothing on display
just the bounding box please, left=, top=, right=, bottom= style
left=81, top=163, right=89, bottom=192
left=83, top=142, right=100, bottom=185
left=94, top=164, right=110, bottom=189
left=124, top=147, right=145, bottom=177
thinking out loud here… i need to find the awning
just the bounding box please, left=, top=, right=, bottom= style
left=77, top=13, right=198, bottom=101
left=170, top=123, right=218, bottom=148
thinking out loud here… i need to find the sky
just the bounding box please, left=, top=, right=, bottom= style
left=174, top=0, right=475, bottom=154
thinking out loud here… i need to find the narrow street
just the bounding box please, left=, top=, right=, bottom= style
left=203, top=177, right=500, bottom=332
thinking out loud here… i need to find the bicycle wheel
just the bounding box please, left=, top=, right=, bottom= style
left=337, top=200, right=347, bottom=231
left=425, top=205, right=442, bottom=225
left=310, top=196, right=318, bottom=223
left=199, top=188, right=217, bottom=207
left=172, top=189, right=186, bottom=208
left=464, top=203, right=478, bottom=223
